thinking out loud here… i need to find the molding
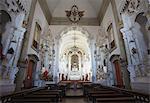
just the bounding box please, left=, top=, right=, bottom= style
left=98, top=0, right=110, bottom=25
left=50, top=17, right=99, bottom=26
left=38, top=0, right=52, bottom=25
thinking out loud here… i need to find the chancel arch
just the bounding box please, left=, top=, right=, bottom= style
left=58, top=26, right=92, bottom=81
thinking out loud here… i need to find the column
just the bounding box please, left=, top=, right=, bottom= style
left=120, top=28, right=136, bottom=82
left=2, top=25, right=14, bottom=55
left=53, top=40, right=59, bottom=83
left=13, top=28, right=26, bottom=66
left=10, top=27, right=26, bottom=84
left=90, top=39, right=96, bottom=82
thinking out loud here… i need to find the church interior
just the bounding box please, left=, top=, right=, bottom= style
left=0, top=0, right=150, bottom=103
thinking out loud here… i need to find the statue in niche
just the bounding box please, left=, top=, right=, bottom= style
left=72, top=63, right=78, bottom=72
left=71, top=54, right=79, bottom=71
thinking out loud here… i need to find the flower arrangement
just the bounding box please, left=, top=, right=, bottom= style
left=40, top=69, right=53, bottom=81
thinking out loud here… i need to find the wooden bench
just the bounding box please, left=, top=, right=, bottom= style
left=91, top=93, right=132, bottom=103
left=12, top=98, right=58, bottom=103
left=12, top=93, right=59, bottom=103
left=96, top=97, right=136, bottom=103
left=89, top=90, right=117, bottom=94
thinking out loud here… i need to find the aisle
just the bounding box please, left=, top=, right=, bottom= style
left=62, top=97, right=87, bottom=103
left=66, top=88, right=83, bottom=97
left=61, top=85, right=87, bottom=103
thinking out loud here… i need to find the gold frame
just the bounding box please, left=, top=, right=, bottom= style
left=107, top=23, right=116, bottom=52
left=32, top=22, right=41, bottom=52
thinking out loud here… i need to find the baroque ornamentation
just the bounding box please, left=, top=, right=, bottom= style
left=120, top=0, right=141, bottom=14
left=5, top=0, right=28, bottom=13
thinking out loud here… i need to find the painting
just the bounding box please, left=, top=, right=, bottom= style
left=32, top=22, right=41, bottom=52
left=107, top=23, right=116, bottom=52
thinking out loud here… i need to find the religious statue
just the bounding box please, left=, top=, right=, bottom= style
left=71, top=63, right=78, bottom=72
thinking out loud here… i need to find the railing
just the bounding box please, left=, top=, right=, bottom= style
left=0, top=86, right=47, bottom=103
left=101, top=85, right=150, bottom=103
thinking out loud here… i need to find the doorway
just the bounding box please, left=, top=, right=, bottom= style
left=113, top=60, right=123, bottom=88
left=24, top=60, right=35, bottom=88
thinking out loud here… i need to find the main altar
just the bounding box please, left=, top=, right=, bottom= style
left=69, top=65, right=81, bottom=80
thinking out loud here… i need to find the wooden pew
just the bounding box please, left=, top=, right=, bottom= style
left=96, top=97, right=136, bottom=103
left=91, top=93, right=132, bottom=103
left=12, top=90, right=60, bottom=103
left=12, top=98, right=58, bottom=103
left=32, top=89, right=63, bottom=101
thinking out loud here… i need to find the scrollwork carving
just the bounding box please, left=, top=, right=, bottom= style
left=120, top=0, right=141, bottom=15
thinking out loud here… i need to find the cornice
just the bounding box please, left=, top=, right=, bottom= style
left=50, top=17, right=99, bottom=26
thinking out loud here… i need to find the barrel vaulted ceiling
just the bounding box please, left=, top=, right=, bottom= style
left=46, top=0, right=103, bottom=18
left=38, top=0, right=109, bottom=25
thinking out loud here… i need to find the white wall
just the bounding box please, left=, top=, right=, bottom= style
left=101, top=3, right=121, bottom=58
left=27, top=1, right=49, bottom=56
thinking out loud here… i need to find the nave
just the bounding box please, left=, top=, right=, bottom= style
left=0, top=81, right=149, bottom=103
left=0, top=0, right=150, bottom=102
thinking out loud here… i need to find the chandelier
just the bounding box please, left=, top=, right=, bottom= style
left=65, top=4, right=84, bottom=23
left=72, top=30, right=78, bottom=52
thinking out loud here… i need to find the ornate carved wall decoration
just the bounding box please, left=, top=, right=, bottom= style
left=119, top=0, right=142, bottom=15
left=96, top=26, right=108, bottom=47
left=96, top=66, right=106, bottom=81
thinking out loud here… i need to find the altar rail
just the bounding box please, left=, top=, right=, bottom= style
left=0, top=86, right=47, bottom=103
left=101, top=85, right=150, bottom=103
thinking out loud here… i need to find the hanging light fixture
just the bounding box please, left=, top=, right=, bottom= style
left=65, top=0, right=84, bottom=52
left=73, top=28, right=77, bottom=52
left=65, top=0, right=84, bottom=23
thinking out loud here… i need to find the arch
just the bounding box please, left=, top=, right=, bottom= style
left=110, top=54, right=124, bottom=88
left=135, top=12, right=149, bottom=49
left=59, top=26, right=90, bottom=38
left=0, top=10, right=11, bottom=34
left=135, top=12, right=147, bottom=25
left=28, top=54, right=39, bottom=62
left=59, top=26, right=91, bottom=57
left=109, top=54, right=120, bottom=62
left=58, top=26, right=92, bottom=81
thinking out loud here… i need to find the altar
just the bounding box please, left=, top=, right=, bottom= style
left=69, top=75, right=81, bottom=80
left=69, top=67, right=81, bottom=80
